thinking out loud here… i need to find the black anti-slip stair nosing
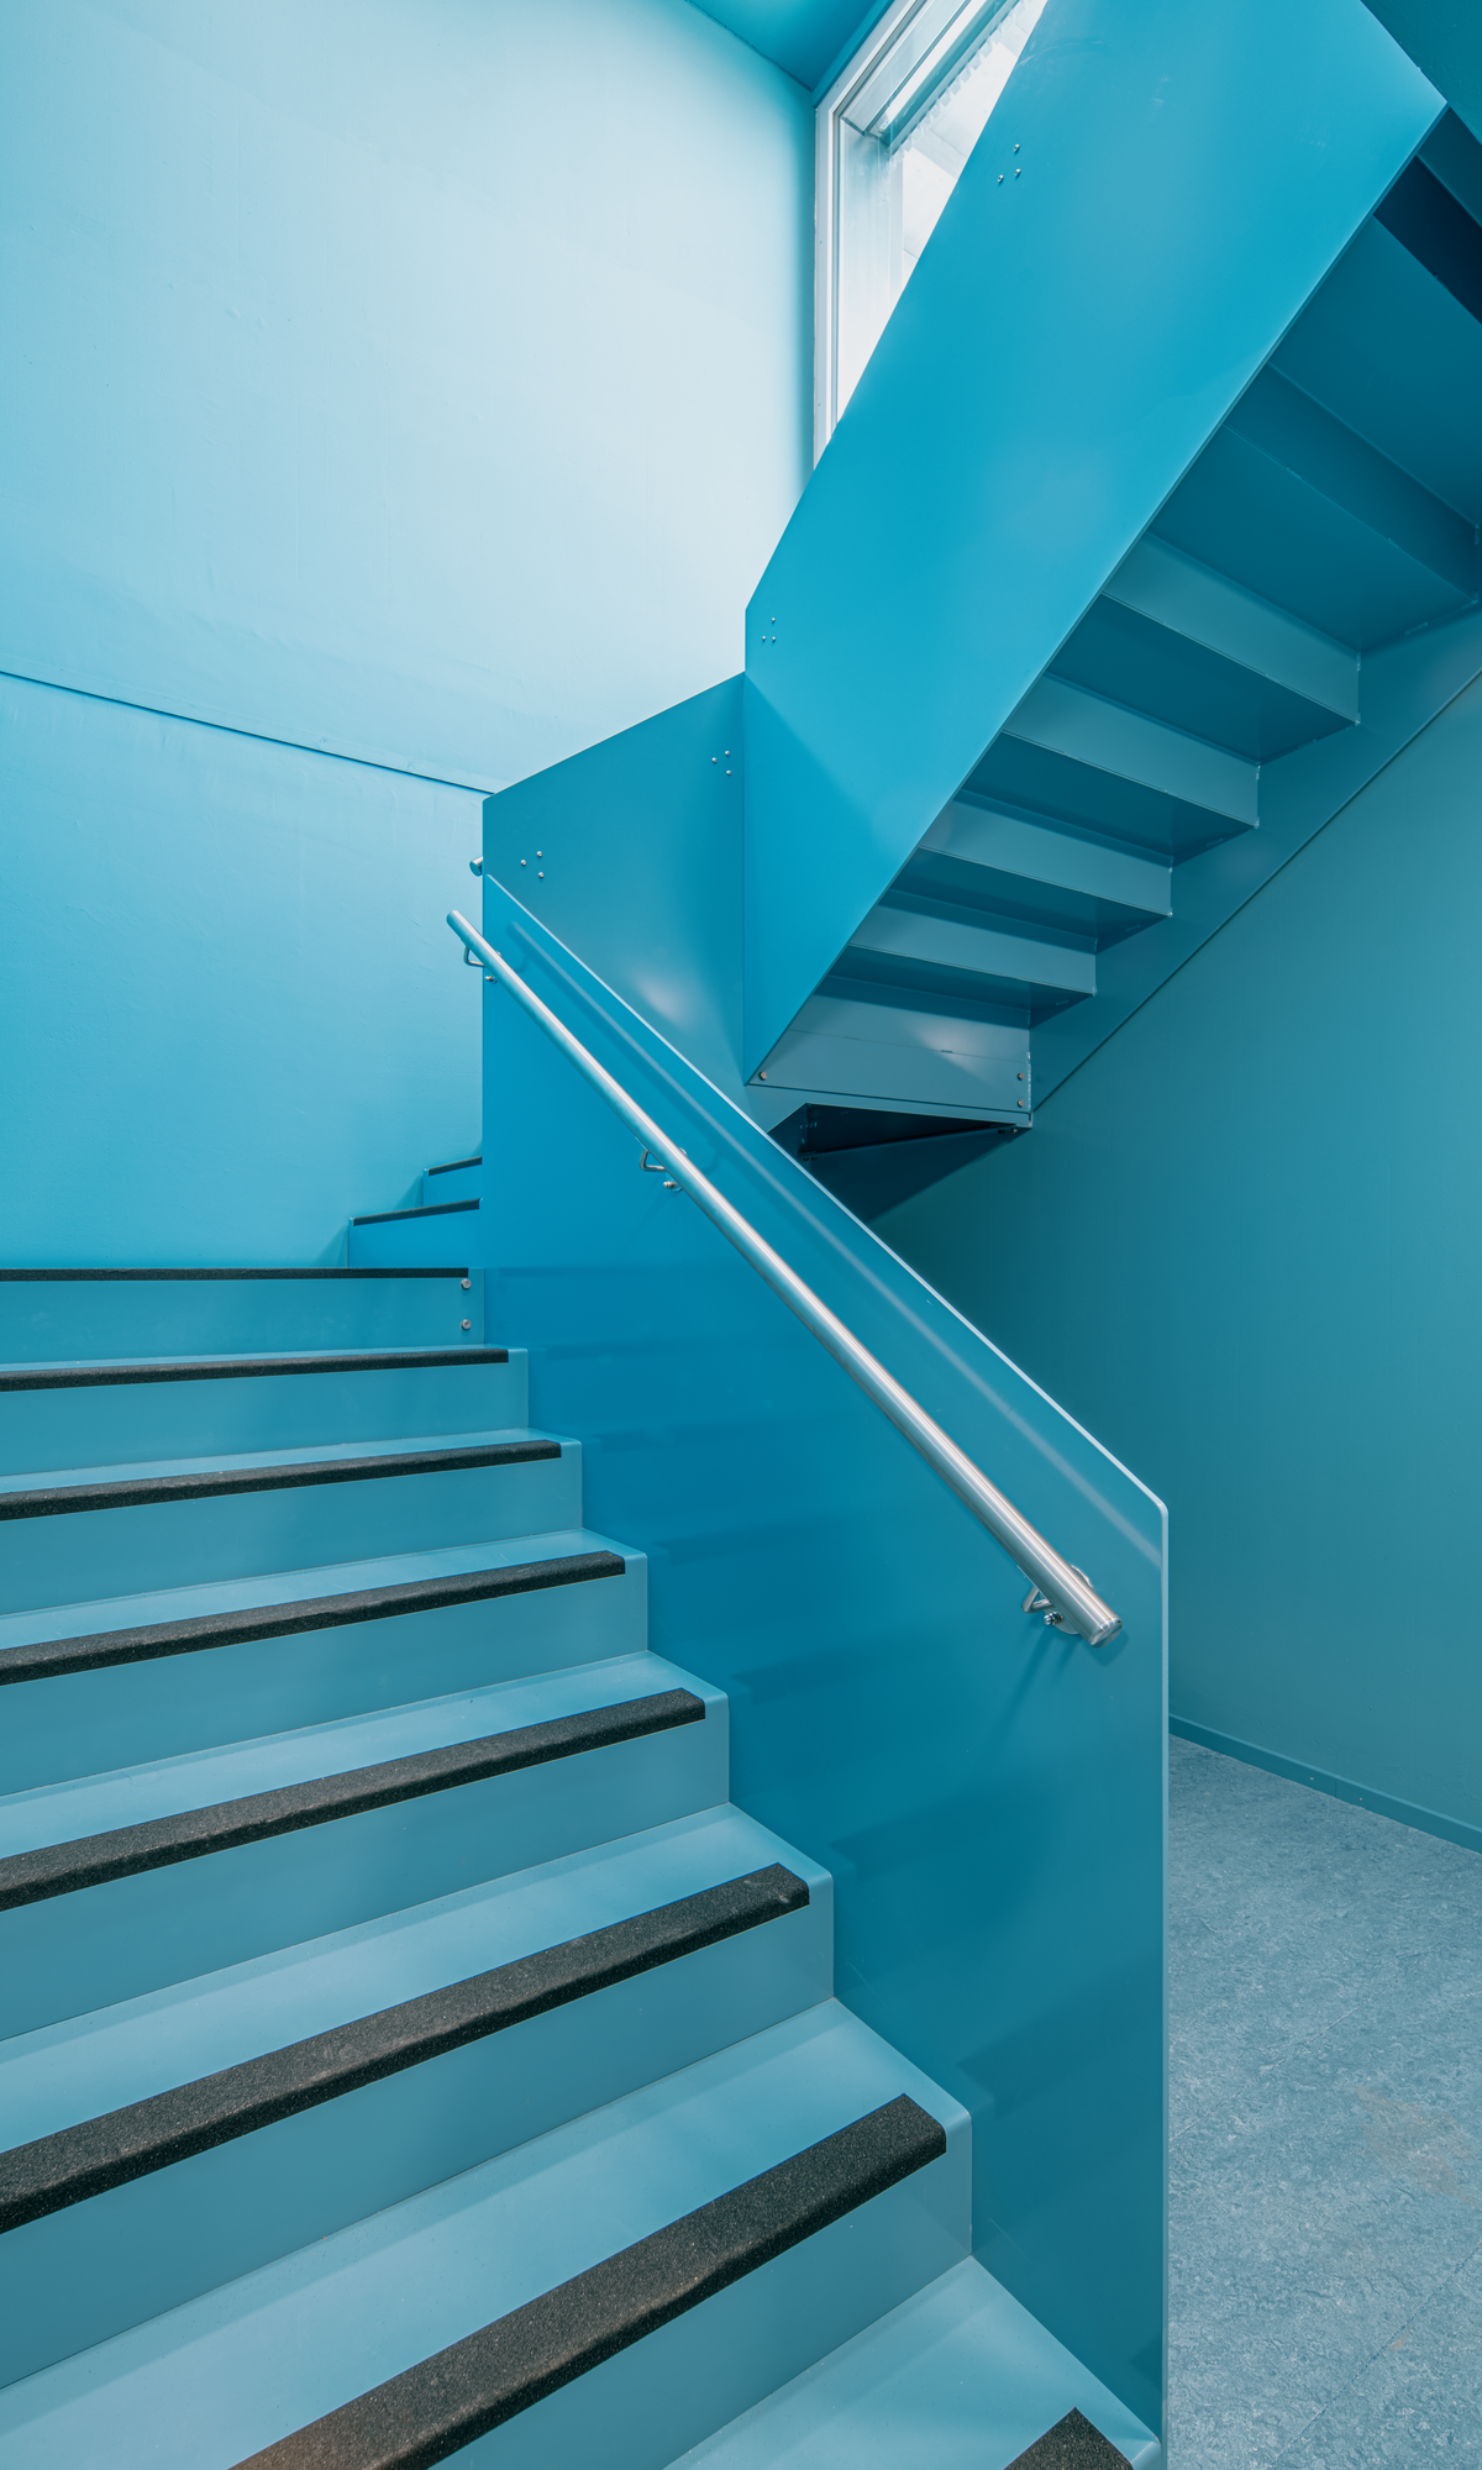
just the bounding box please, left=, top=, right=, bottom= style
left=0, top=1439, right=560, bottom=1524
left=0, top=1269, right=471, bottom=1281
left=351, top=1201, right=479, bottom=1227
left=0, top=1552, right=627, bottom=1687
left=426, top=1157, right=481, bottom=1175
left=1006, top=2409, right=1133, bottom=2468
left=234, top=2093, right=945, bottom=2470
left=0, top=1688, right=704, bottom=1911
left=0, top=1865, right=809, bottom=2233
left=0, top=1348, right=509, bottom=1395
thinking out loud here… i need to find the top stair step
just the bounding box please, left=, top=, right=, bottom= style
left=0, top=1270, right=485, bottom=1364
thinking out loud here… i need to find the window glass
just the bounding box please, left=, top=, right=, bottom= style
left=820, top=0, right=1048, bottom=451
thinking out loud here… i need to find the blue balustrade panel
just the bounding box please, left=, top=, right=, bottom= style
left=474, top=876, right=1168, bottom=2437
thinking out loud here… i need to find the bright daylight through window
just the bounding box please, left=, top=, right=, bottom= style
left=815, top=0, right=1048, bottom=454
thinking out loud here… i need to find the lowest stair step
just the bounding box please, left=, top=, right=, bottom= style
left=0, top=1652, right=728, bottom=2030
left=0, top=2004, right=969, bottom=2470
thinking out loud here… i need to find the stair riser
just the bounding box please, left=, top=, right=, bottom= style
left=0, top=1452, right=582, bottom=1610
left=0, top=1277, right=483, bottom=1364
left=0, top=1359, right=528, bottom=1476
left=2, top=1715, right=729, bottom=2033
left=422, top=1165, right=481, bottom=1206
left=350, top=1215, right=480, bottom=1270
left=2, top=1568, right=646, bottom=1794
left=429, top=2151, right=968, bottom=2470
left=1, top=1901, right=832, bottom=2382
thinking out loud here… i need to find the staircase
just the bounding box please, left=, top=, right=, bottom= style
left=0, top=1268, right=1155, bottom=2467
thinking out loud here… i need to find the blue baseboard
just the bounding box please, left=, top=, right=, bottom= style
left=1169, top=1716, right=1482, bottom=1861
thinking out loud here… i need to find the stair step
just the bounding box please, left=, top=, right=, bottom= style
left=0, top=1532, right=644, bottom=1793
left=2, top=1865, right=809, bottom=2230
left=1004, top=674, right=1259, bottom=828
left=422, top=1159, right=481, bottom=1207
left=0, top=1816, right=830, bottom=2380
left=760, top=989, right=1029, bottom=1119
left=1102, top=535, right=1359, bottom=725
left=0, top=1348, right=525, bottom=1474
left=1154, top=365, right=1478, bottom=648
left=0, top=1689, right=705, bottom=1910
left=245, top=2095, right=941, bottom=2470
left=0, top=2006, right=967, bottom=2470
left=0, top=1652, right=727, bottom=2030
left=0, top=1270, right=484, bottom=1363
left=847, top=899, right=1096, bottom=1014
left=1273, top=218, right=1482, bottom=535
left=667, top=2259, right=1158, bottom=2469
left=904, top=803, right=1171, bottom=947
left=0, top=1428, right=581, bottom=1608
left=350, top=1200, right=478, bottom=1228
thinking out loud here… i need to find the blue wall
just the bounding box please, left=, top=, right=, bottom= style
left=1, top=0, right=812, bottom=1262
left=870, top=676, right=1482, bottom=1848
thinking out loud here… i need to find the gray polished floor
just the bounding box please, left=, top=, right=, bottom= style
left=1169, top=1736, right=1482, bottom=2466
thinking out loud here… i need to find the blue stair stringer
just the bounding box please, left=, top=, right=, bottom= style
left=483, top=1, right=1481, bottom=1140
left=0, top=1268, right=1159, bottom=2468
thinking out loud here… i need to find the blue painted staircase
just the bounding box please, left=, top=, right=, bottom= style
left=0, top=1269, right=1156, bottom=2467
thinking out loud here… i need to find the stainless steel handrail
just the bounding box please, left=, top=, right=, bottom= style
left=449, top=909, right=1122, bottom=1647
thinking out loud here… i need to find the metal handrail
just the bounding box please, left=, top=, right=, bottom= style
left=448, top=909, right=1122, bottom=1647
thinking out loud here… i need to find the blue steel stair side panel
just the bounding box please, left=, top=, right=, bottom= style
left=474, top=880, right=1167, bottom=2439
left=482, top=679, right=745, bottom=1094
left=741, top=0, right=1442, bottom=1071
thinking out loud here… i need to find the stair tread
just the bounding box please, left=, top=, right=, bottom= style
left=0, top=1651, right=714, bottom=1860
left=666, top=2258, right=1158, bottom=2470
left=0, top=1526, right=631, bottom=1671
left=0, top=2006, right=964, bottom=2470
left=0, top=1347, right=507, bottom=1393
left=0, top=1807, right=818, bottom=2153
left=0, top=1426, right=563, bottom=1507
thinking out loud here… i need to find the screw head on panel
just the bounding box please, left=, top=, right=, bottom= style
left=461, top=1278, right=471, bottom=1291
left=461, top=1318, right=472, bottom=1330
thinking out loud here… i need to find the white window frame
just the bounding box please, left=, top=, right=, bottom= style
left=813, top=0, right=1038, bottom=461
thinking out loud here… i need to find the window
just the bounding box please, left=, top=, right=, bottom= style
left=815, top=0, right=1049, bottom=455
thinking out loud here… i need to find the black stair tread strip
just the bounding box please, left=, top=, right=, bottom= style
left=0, top=1268, right=471, bottom=1281
left=0, top=1689, right=705, bottom=1911
left=0, top=1349, right=508, bottom=1395
left=0, top=1865, right=810, bottom=2232
left=1006, top=2409, right=1133, bottom=2468
left=352, top=1202, right=479, bottom=1227
left=0, top=1552, right=627, bottom=1686
left=426, top=1157, right=481, bottom=1175
left=233, top=2093, right=945, bottom=2470
left=0, top=1439, right=561, bottom=1522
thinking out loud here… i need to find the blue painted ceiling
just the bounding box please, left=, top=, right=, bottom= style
left=688, top=0, right=885, bottom=90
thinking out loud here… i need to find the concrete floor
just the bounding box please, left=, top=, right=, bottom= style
left=1169, top=1737, right=1482, bottom=2466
